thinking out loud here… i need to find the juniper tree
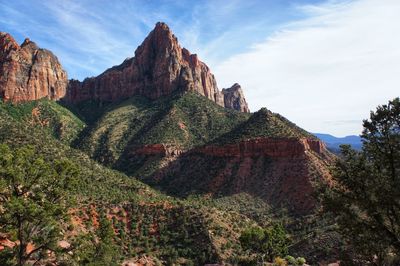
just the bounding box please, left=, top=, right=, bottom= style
left=323, top=98, right=400, bottom=264
left=0, top=144, right=78, bottom=266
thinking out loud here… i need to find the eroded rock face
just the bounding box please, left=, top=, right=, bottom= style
left=133, top=144, right=183, bottom=157
left=147, top=137, right=332, bottom=215
left=222, top=83, right=249, bottom=113
left=0, top=33, right=68, bottom=103
left=65, top=22, right=247, bottom=112
left=196, top=138, right=327, bottom=158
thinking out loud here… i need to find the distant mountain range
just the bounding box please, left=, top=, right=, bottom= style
left=313, top=133, right=362, bottom=151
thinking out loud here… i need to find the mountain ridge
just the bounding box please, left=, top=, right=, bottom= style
left=0, top=22, right=250, bottom=113
left=65, top=22, right=250, bottom=113
left=0, top=22, right=341, bottom=264
left=313, top=132, right=362, bottom=151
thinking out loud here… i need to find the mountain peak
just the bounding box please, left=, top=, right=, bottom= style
left=0, top=32, right=67, bottom=102
left=67, top=22, right=249, bottom=112
left=222, top=83, right=250, bottom=113
left=21, top=38, right=39, bottom=51
left=135, top=22, right=180, bottom=61
left=154, top=21, right=172, bottom=33
left=0, top=32, right=20, bottom=56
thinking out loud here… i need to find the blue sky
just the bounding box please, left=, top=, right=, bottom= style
left=1, top=0, right=400, bottom=136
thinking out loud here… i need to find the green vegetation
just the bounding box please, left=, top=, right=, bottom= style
left=0, top=97, right=261, bottom=265
left=73, top=92, right=249, bottom=171
left=75, top=214, right=121, bottom=266
left=0, top=93, right=328, bottom=264
left=70, top=92, right=314, bottom=179
left=0, top=144, right=78, bottom=266
left=322, top=98, right=400, bottom=265
left=240, top=223, right=291, bottom=263
left=214, top=107, right=315, bottom=145
left=0, top=99, right=85, bottom=144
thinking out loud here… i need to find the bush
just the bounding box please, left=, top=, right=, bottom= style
left=285, top=255, right=296, bottom=265
left=296, top=257, right=306, bottom=265
left=274, top=257, right=288, bottom=266
left=240, top=223, right=290, bottom=261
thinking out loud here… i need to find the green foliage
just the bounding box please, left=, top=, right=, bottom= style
left=73, top=92, right=314, bottom=179
left=75, top=92, right=249, bottom=175
left=75, top=214, right=121, bottom=266
left=240, top=223, right=291, bottom=262
left=322, top=97, right=400, bottom=264
left=283, top=255, right=306, bottom=266
left=296, top=257, right=306, bottom=265
left=214, top=107, right=315, bottom=145
left=0, top=144, right=79, bottom=266
left=285, top=255, right=297, bottom=265
left=240, top=226, right=266, bottom=253
left=0, top=99, right=85, bottom=144
left=0, top=93, right=325, bottom=264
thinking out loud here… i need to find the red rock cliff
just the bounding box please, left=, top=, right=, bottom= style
left=222, top=83, right=250, bottom=113
left=0, top=32, right=68, bottom=103
left=65, top=22, right=248, bottom=112
left=196, top=138, right=327, bottom=158
left=147, top=137, right=332, bottom=215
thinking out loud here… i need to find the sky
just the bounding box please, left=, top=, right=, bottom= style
left=1, top=0, right=399, bottom=137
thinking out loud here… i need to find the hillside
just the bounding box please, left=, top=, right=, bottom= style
left=0, top=99, right=85, bottom=144
left=0, top=99, right=263, bottom=265
left=68, top=90, right=333, bottom=216
left=71, top=92, right=248, bottom=173
left=0, top=23, right=341, bottom=265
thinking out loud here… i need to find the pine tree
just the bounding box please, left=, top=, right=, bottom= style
left=90, top=214, right=121, bottom=266
left=0, top=144, right=78, bottom=266
left=322, top=98, right=400, bottom=264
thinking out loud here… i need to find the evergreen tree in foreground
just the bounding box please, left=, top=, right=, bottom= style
left=0, top=144, right=78, bottom=266
left=239, top=223, right=290, bottom=263
left=322, top=98, right=400, bottom=265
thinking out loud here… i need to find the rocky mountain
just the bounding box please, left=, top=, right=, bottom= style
left=0, top=22, right=340, bottom=264
left=65, top=22, right=249, bottom=113
left=0, top=32, right=68, bottom=103
left=0, top=23, right=333, bottom=215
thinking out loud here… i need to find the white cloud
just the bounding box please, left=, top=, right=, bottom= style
left=213, top=0, right=400, bottom=136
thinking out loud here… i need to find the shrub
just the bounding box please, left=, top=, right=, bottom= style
left=285, top=255, right=296, bottom=265
left=274, top=257, right=288, bottom=266
left=296, top=257, right=306, bottom=265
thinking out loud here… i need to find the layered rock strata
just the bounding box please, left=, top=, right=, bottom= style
left=65, top=22, right=249, bottom=112
left=0, top=33, right=67, bottom=102
left=144, top=137, right=332, bottom=215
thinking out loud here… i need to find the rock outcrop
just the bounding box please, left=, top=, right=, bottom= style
left=133, top=144, right=183, bottom=157
left=196, top=138, right=326, bottom=158
left=65, top=22, right=248, bottom=112
left=0, top=32, right=68, bottom=103
left=146, top=137, right=332, bottom=215
left=222, top=83, right=250, bottom=113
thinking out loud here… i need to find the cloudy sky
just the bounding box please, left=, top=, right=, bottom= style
left=1, top=0, right=399, bottom=136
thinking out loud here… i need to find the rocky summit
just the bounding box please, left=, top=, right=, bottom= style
left=65, top=22, right=249, bottom=112
left=222, top=83, right=250, bottom=113
left=0, top=32, right=68, bottom=103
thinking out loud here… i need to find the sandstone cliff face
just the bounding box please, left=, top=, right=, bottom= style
left=0, top=33, right=68, bottom=103
left=142, top=137, right=332, bottom=215
left=222, top=83, right=249, bottom=113
left=196, top=138, right=326, bottom=158
left=65, top=22, right=247, bottom=112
